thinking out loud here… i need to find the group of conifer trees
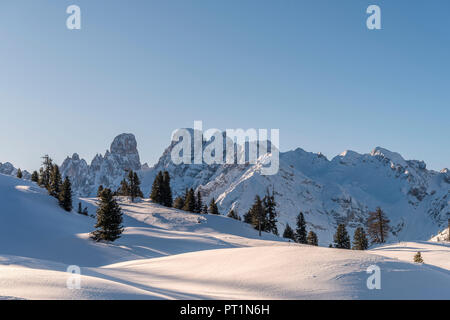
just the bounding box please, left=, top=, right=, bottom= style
left=150, top=171, right=173, bottom=207
left=331, top=207, right=390, bottom=250
left=282, top=212, right=318, bottom=246
left=243, top=189, right=279, bottom=236
left=32, top=155, right=73, bottom=212
left=173, top=188, right=217, bottom=214
left=116, top=170, right=144, bottom=201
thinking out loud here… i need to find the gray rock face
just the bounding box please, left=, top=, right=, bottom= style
left=60, top=133, right=142, bottom=196
left=0, top=162, right=15, bottom=175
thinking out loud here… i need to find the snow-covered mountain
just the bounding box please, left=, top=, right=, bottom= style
left=19, top=132, right=450, bottom=244
left=60, top=133, right=143, bottom=196
left=0, top=162, right=30, bottom=179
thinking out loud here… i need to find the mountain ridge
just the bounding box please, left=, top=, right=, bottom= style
left=3, top=132, right=449, bottom=244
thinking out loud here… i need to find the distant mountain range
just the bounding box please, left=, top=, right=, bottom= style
left=3, top=133, right=449, bottom=245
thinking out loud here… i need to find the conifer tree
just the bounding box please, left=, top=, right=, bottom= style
left=263, top=188, right=278, bottom=236
left=283, top=223, right=296, bottom=241
left=352, top=227, right=369, bottom=250
left=16, top=168, right=23, bottom=179
left=31, top=170, right=39, bottom=183
left=333, top=224, right=351, bottom=249
left=295, top=212, right=307, bottom=244
left=183, top=188, right=196, bottom=212
left=127, top=170, right=143, bottom=201
left=208, top=197, right=220, bottom=215
left=414, top=251, right=424, bottom=263
left=448, top=217, right=450, bottom=242
left=117, top=179, right=130, bottom=197
left=49, top=165, right=62, bottom=198
left=59, top=177, right=73, bottom=212
left=150, top=171, right=164, bottom=204
left=161, top=171, right=173, bottom=207
left=195, top=191, right=203, bottom=213
left=307, top=231, right=319, bottom=246
left=82, top=207, right=88, bottom=216
left=201, top=204, right=208, bottom=214
left=173, top=196, right=185, bottom=209
left=227, top=209, right=240, bottom=220
left=97, top=185, right=104, bottom=197
left=246, top=195, right=265, bottom=236
left=91, top=188, right=123, bottom=242
left=367, top=207, right=390, bottom=244
left=77, top=202, right=83, bottom=214
left=39, top=155, right=53, bottom=189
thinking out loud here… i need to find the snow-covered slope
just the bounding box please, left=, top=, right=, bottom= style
left=41, top=132, right=450, bottom=244
left=430, top=227, right=449, bottom=243
left=369, top=241, right=450, bottom=270
left=1, top=173, right=449, bottom=300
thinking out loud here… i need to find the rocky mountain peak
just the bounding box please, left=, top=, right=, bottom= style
left=110, top=133, right=138, bottom=156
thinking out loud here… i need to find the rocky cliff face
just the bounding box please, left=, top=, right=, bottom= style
left=60, top=133, right=142, bottom=196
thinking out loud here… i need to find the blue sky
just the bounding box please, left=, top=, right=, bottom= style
left=0, top=0, right=449, bottom=171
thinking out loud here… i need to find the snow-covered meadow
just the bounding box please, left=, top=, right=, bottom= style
left=0, top=174, right=449, bottom=300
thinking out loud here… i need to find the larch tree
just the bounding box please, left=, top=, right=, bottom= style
left=367, top=207, right=390, bottom=244
left=352, top=227, right=369, bottom=250
left=307, top=231, right=318, bottom=246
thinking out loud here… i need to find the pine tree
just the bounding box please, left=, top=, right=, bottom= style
left=39, top=155, right=53, bottom=189
left=263, top=188, right=278, bottom=236
left=173, top=196, right=185, bottom=209
left=295, top=212, right=307, bottom=244
left=117, top=179, right=130, bottom=197
left=91, top=188, right=123, bottom=242
left=77, top=202, right=83, bottom=214
left=307, top=231, right=318, bottom=246
left=183, top=188, right=196, bottom=212
left=333, top=224, right=351, bottom=249
left=246, top=195, right=265, bottom=236
left=201, top=204, right=208, bottom=214
left=194, top=191, right=203, bottom=213
left=97, top=185, right=104, bottom=197
left=367, top=207, right=390, bottom=244
left=414, top=251, right=424, bottom=263
left=49, top=165, right=62, bottom=198
left=283, top=224, right=296, bottom=241
left=16, top=168, right=23, bottom=179
left=161, top=171, right=173, bottom=207
left=150, top=171, right=164, bottom=204
left=227, top=209, right=240, bottom=220
left=125, top=170, right=143, bottom=201
left=352, top=227, right=369, bottom=250
left=59, top=177, right=73, bottom=212
left=208, top=197, right=220, bottom=215
left=31, top=171, right=39, bottom=183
